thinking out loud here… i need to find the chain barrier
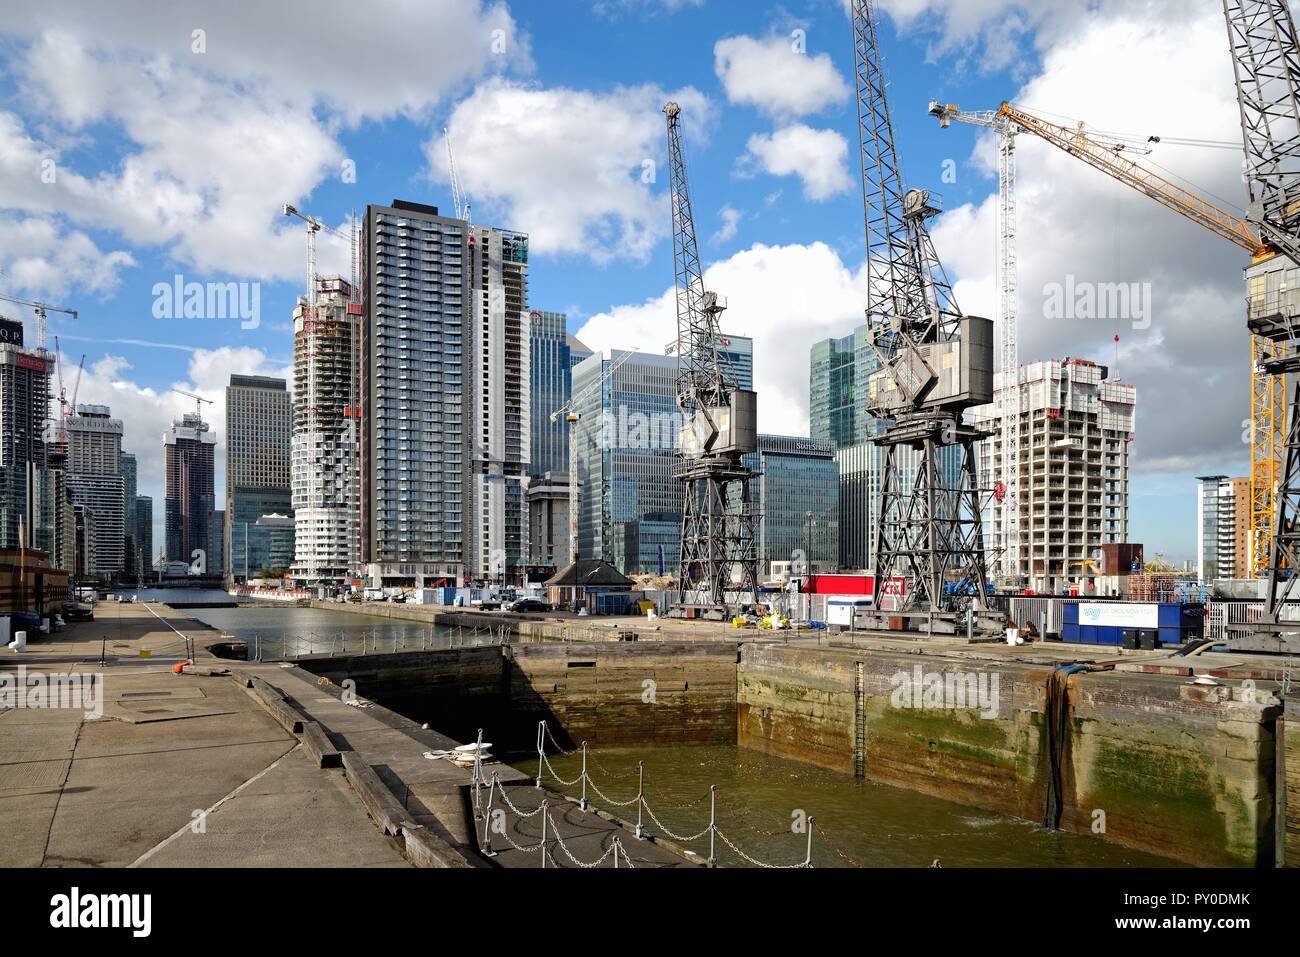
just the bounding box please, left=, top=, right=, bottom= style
left=527, top=720, right=826, bottom=868
left=478, top=773, right=633, bottom=868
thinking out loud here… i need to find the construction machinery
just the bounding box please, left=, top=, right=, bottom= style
left=663, top=101, right=759, bottom=619
left=549, top=347, right=639, bottom=568
left=170, top=388, right=213, bottom=419
left=50, top=336, right=85, bottom=448
left=927, top=104, right=1155, bottom=588
left=849, top=0, right=1001, bottom=635
left=939, top=98, right=1284, bottom=584
left=0, top=291, right=76, bottom=352
left=1222, top=0, right=1300, bottom=650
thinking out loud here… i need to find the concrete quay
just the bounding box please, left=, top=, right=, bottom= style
left=0, top=602, right=683, bottom=869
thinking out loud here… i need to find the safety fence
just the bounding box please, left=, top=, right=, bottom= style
left=468, top=721, right=865, bottom=869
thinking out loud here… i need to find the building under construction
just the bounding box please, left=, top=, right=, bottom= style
left=974, top=358, right=1135, bottom=593
left=291, top=276, right=361, bottom=583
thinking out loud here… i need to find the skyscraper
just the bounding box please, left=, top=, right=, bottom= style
left=467, top=223, right=531, bottom=584
left=0, top=333, right=53, bottom=556
left=810, top=326, right=876, bottom=450
left=164, top=412, right=215, bottom=571
left=361, top=200, right=469, bottom=588
left=119, top=451, right=137, bottom=578
left=66, top=404, right=125, bottom=578
left=135, top=496, right=153, bottom=576
left=572, top=349, right=682, bottom=568
left=529, top=311, right=591, bottom=477
left=291, top=276, right=360, bottom=584
left=227, top=374, right=292, bottom=583
left=742, top=435, right=839, bottom=578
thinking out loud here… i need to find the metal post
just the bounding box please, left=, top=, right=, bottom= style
left=805, top=816, right=815, bottom=867
left=613, top=837, right=620, bottom=869
left=966, top=607, right=973, bottom=642
left=635, top=761, right=644, bottom=839
left=536, top=720, right=545, bottom=788
left=708, top=785, right=717, bottom=867
left=481, top=772, right=498, bottom=856
left=580, top=740, right=588, bottom=811
left=540, top=800, right=549, bottom=869
left=472, top=727, right=484, bottom=815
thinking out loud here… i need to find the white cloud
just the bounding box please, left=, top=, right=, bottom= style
left=0, top=0, right=526, bottom=295
left=0, top=214, right=135, bottom=299
left=714, top=34, right=850, bottom=118
left=928, top=1, right=1251, bottom=475
left=434, top=79, right=710, bottom=262
left=740, top=124, right=853, bottom=200
left=577, top=241, right=870, bottom=437
left=712, top=205, right=743, bottom=244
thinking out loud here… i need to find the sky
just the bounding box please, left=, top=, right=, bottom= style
left=0, top=0, right=1260, bottom=564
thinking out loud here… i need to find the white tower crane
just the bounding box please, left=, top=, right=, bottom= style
left=0, top=291, right=76, bottom=353
left=928, top=103, right=1022, bottom=584
left=444, top=128, right=469, bottom=221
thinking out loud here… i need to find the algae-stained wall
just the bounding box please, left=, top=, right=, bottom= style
left=1286, top=695, right=1299, bottom=867
left=507, top=641, right=739, bottom=749
left=737, top=643, right=1280, bottom=867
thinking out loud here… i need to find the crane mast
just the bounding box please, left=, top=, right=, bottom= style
left=929, top=103, right=1023, bottom=586
left=663, top=101, right=758, bottom=617
left=851, top=0, right=998, bottom=632
left=1223, top=0, right=1300, bottom=648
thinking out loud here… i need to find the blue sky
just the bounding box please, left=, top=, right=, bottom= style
left=0, top=1, right=1254, bottom=563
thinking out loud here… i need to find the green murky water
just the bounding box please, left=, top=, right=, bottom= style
left=523, top=744, right=1178, bottom=868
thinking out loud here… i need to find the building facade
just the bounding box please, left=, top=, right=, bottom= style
left=973, top=358, right=1136, bottom=593
left=0, top=341, right=54, bottom=557
left=467, top=223, right=531, bottom=584
left=291, top=276, right=361, bottom=584
left=66, top=404, right=125, bottom=578
left=361, top=200, right=468, bottom=588
left=135, top=495, right=153, bottom=574
left=526, top=471, right=571, bottom=570
left=529, top=311, right=592, bottom=478
left=810, top=326, right=876, bottom=450
left=164, top=412, right=216, bottom=571
left=227, top=374, right=292, bottom=584
left=119, top=451, right=138, bottom=579
left=742, top=435, right=838, bottom=579
left=572, top=349, right=682, bottom=568
left=1197, top=474, right=1250, bottom=582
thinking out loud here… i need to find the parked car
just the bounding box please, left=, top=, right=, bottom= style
left=62, top=601, right=94, bottom=622
left=506, top=597, right=551, bottom=614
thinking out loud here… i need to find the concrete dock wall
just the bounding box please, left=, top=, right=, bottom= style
left=506, top=641, right=739, bottom=749
left=737, top=643, right=1280, bottom=867
left=297, top=640, right=739, bottom=753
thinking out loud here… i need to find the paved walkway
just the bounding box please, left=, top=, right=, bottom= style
left=1, top=600, right=690, bottom=869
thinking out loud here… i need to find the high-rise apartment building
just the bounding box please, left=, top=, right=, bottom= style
left=291, top=276, right=361, bottom=584
left=361, top=200, right=469, bottom=588
left=742, top=435, right=839, bottom=578
left=0, top=338, right=53, bottom=556
left=164, top=412, right=216, bottom=571
left=572, top=349, right=682, bottom=567
left=1197, top=474, right=1251, bottom=582
left=973, top=358, right=1136, bottom=592
left=66, top=404, right=125, bottom=578
left=529, top=311, right=591, bottom=477
left=226, top=374, right=292, bottom=584
left=467, top=223, right=531, bottom=584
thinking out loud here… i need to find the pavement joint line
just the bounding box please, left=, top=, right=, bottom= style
left=39, top=717, right=84, bottom=867
left=126, top=743, right=301, bottom=868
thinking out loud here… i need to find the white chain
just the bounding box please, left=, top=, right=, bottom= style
left=584, top=774, right=640, bottom=808
left=494, top=786, right=546, bottom=819
left=640, top=798, right=711, bottom=843
left=541, top=752, right=583, bottom=787
left=714, top=827, right=809, bottom=869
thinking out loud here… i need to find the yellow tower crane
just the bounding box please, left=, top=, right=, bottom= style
left=975, top=100, right=1282, bottom=578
